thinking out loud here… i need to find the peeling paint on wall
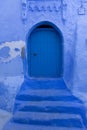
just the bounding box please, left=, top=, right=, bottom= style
left=0, top=41, right=25, bottom=62
left=0, top=0, right=87, bottom=112
left=0, top=46, right=10, bottom=59
left=0, top=41, right=25, bottom=76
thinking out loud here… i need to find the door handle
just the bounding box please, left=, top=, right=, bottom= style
left=33, top=53, right=37, bottom=56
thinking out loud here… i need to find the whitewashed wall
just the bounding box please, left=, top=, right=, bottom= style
left=0, top=0, right=87, bottom=111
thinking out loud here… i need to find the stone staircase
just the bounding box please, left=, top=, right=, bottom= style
left=3, top=78, right=87, bottom=130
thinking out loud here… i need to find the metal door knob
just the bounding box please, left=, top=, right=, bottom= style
left=33, top=53, right=37, bottom=56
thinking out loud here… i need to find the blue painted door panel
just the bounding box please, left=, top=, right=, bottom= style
left=29, top=28, right=62, bottom=78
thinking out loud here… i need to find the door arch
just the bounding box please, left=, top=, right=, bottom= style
left=27, top=22, right=63, bottom=78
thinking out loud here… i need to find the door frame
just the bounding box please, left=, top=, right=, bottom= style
left=26, top=21, right=64, bottom=78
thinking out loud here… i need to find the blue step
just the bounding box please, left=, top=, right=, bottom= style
left=16, top=95, right=82, bottom=102
left=19, top=78, right=67, bottom=90
left=18, top=106, right=85, bottom=115
left=13, top=118, right=83, bottom=128
left=3, top=78, right=87, bottom=130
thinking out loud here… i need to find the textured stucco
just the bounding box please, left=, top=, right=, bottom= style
left=0, top=0, right=87, bottom=111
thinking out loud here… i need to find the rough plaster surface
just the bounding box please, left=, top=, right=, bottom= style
left=0, top=109, right=12, bottom=130
left=0, top=0, right=87, bottom=111
left=0, top=41, right=25, bottom=62
left=0, top=41, right=25, bottom=76
left=73, top=15, right=87, bottom=104
left=0, top=76, right=24, bottom=112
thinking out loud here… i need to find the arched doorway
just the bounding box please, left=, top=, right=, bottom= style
left=27, top=23, right=63, bottom=78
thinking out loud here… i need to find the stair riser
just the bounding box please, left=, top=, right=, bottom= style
left=10, top=78, right=87, bottom=129
left=14, top=101, right=83, bottom=112
left=16, top=95, right=82, bottom=102
left=13, top=118, right=83, bottom=128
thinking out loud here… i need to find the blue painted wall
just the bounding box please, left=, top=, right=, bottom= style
left=0, top=0, right=25, bottom=42
left=0, top=0, right=87, bottom=111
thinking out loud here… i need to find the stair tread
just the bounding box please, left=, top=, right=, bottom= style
left=13, top=111, right=81, bottom=120
left=18, top=89, right=71, bottom=96
left=15, top=100, right=83, bottom=107
left=3, top=121, right=85, bottom=130
left=4, top=78, right=86, bottom=130
left=20, top=78, right=66, bottom=90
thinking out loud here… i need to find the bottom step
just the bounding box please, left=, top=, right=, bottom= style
left=3, top=120, right=86, bottom=130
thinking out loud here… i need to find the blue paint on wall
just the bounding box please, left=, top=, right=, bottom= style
left=0, top=0, right=25, bottom=42
left=14, top=48, right=20, bottom=52
left=0, top=56, right=23, bottom=76
left=0, top=0, right=87, bottom=116
left=0, top=82, right=10, bottom=111
left=0, top=46, right=10, bottom=58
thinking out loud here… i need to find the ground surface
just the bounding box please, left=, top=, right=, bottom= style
left=0, top=109, right=12, bottom=130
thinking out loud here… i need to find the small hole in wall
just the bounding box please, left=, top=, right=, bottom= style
left=14, top=48, right=20, bottom=52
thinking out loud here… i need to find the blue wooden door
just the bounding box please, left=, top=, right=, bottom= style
left=29, top=28, right=62, bottom=78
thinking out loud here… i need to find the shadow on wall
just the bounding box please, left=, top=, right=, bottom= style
left=65, top=50, right=74, bottom=89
